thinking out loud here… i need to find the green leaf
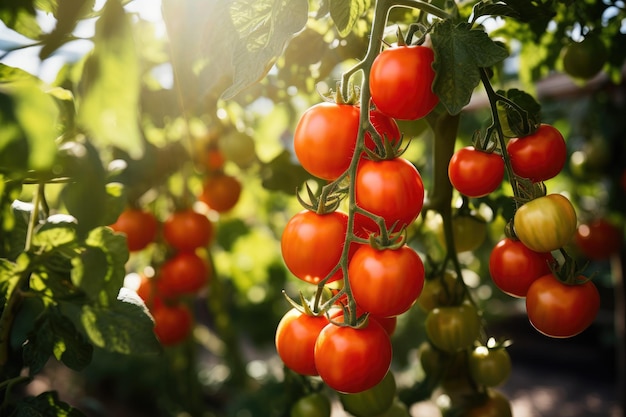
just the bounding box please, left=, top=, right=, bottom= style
left=0, top=1, right=41, bottom=39
left=330, top=0, right=370, bottom=37
left=32, top=215, right=78, bottom=249
left=12, top=391, right=87, bottom=417
left=430, top=21, right=508, bottom=115
left=76, top=0, right=143, bottom=158
left=470, top=1, right=521, bottom=23
left=222, top=0, right=309, bottom=99
left=39, top=0, right=94, bottom=59
left=260, top=150, right=314, bottom=194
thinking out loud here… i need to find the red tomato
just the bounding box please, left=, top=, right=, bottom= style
left=110, top=208, right=158, bottom=252
left=136, top=274, right=160, bottom=308
left=448, top=147, right=504, bottom=198
left=525, top=274, right=600, bottom=338
left=157, top=252, right=210, bottom=297
left=199, top=174, right=241, bottom=213
left=314, top=319, right=392, bottom=393
left=152, top=302, right=193, bottom=346
left=163, top=209, right=213, bottom=252
left=275, top=308, right=330, bottom=376
left=281, top=210, right=349, bottom=284
left=348, top=244, right=425, bottom=317
left=489, top=238, right=553, bottom=298
left=370, top=45, right=439, bottom=120
left=507, top=124, right=567, bottom=182
left=355, top=157, right=424, bottom=233
left=575, top=219, right=623, bottom=260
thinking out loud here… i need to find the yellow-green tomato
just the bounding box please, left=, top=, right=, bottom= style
left=375, top=399, right=411, bottom=417
left=417, top=272, right=465, bottom=312
left=436, top=213, right=487, bottom=253
left=219, top=131, right=257, bottom=168
left=339, top=371, right=396, bottom=417
left=468, top=345, right=512, bottom=387
left=290, top=393, right=331, bottom=417
left=425, top=303, right=481, bottom=353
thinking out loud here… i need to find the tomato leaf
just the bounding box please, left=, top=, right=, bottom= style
left=329, top=0, right=370, bottom=38
left=222, top=0, right=308, bottom=99
left=470, top=1, right=521, bottom=23
left=430, top=21, right=508, bottom=115
left=12, top=391, right=87, bottom=417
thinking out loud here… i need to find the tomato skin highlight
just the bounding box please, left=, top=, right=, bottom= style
left=575, top=219, right=623, bottom=260
left=507, top=124, right=567, bottom=182
left=370, top=45, right=439, bottom=120
left=514, top=193, right=577, bottom=252
left=314, top=319, right=392, bottom=393
left=348, top=244, right=425, bottom=317
left=448, top=147, right=504, bottom=198
left=163, top=209, right=213, bottom=252
left=489, top=238, right=553, bottom=298
left=110, top=208, right=159, bottom=252
left=526, top=274, right=600, bottom=338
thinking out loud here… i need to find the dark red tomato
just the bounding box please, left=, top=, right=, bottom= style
left=448, top=147, right=504, bottom=198
left=468, top=346, right=512, bottom=387
left=294, top=102, right=360, bottom=181
left=281, top=210, right=348, bottom=284
left=275, top=308, right=331, bottom=376
left=355, top=157, right=424, bottom=233
left=163, top=209, right=213, bottom=252
left=463, top=390, right=512, bottom=417
left=339, top=371, right=396, bottom=417
left=365, top=110, right=402, bottom=153
left=425, top=303, right=481, bottom=353
left=110, top=208, right=158, bottom=252
left=199, top=174, right=242, bottom=213
left=575, top=219, right=623, bottom=260
left=370, top=45, right=439, bottom=120
left=314, top=319, right=392, bottom=393
left=152, top=302, right=193, bottom=346
left=525, top=274, right=600, bottom=338
left=157, top=252, right=210, bottom=297
left=348, top=244, right=425, bottom=317
left=507, top=124, right=567, bottom=182
left=489, top=238, right=553, bottom=298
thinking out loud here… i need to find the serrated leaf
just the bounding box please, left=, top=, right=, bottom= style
left=431, top=21, right=508, bottom=115
left=222, top=0, right=308, bottom=99
left=12, top=391, right=86, bottom=417
left=330, top=0, right=370, bottom=37
left=77, top=0, right=143, bottom=158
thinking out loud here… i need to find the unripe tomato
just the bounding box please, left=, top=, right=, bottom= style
left=468, top=345, right=512, bottom=387
left=434, top=212, right=488, bottom=253
left=163, top=209, right=213, bottom=251
left=561, top=35, right=607, bottom=80
left=199, top=174, right=242, bottom=213
left=290, top=393, right=331, bottom=417
left=574, top=219, right=623, bottom=260
left=110, top=208, right=158, bottom=252
left=448, top=147, right=504, bottom=198
left=152, top=302, right=193, bottom=346
left=425, top=303, right=481, bottom=353
left=417, top=272, right=465, bottom=311
left=219, top=131, right=257, bottom=169
left=339, top=371, right=396, bottom=417
left=507, top=124, right=567, bottom=182
left=157, top=252, right=210, bottom=297
left=462, top=390, right=512, bottom=417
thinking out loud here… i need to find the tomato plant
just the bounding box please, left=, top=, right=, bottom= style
left=339, top=371, right=396, bottom=417
left=525, top=274, right=600, bottom=338
left=574, top=219, right=623, bottom=260
left=561, top=34, right=608, bottom=80
left=110, top=208, right=159, bottom=252
left=152, top=302, right=194, bottom=346
left=489, top=238, right=553, bottom=298
left=156, top=252, right=210, bottom=297
left=447, top=147, right=504, bottom=198
left=514, top=194, right=577, bottom=252
left=163, top=209, right=214, bottom=252
left=507, top=124, right=567, bottom=182
left=468, top=345, right=512, bottom=387
left=425, top=303, right=481, bottom=353
left=199, top=174, right=242, bottom=213
left=290, top=393, right=331, bottom=417
left=369, top=45, right=439, bottom=120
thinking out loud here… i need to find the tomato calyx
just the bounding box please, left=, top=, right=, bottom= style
left=549, top=249, right=594, bottom=286
left=282, top=289, right=336, bottom=318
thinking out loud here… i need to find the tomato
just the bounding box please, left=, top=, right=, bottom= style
left=417, top=272, right=465, bottom=311
left=525, top=273, right=600, bottom=338
left=435, top=212, right=487, bottom=253
left=199, top=174, right=241, bottom=213
left=163, top=209, right=213, bottom=252
left=219, top=131, right=257, bottom=169
left=575, top=219, right=623, bottom=260
left=281, top=210, right=349, bottom=284
left=448, top=147, right=504, bottom=198
left=468, top=345, right=511, bottom=387
left=376, top=399, right=410, bottom=417
left=514, top=193, right=577, bottom=252
left=489, top=238, right=553, bottom=298
left=314, top=319, right=392, bottom=393
left=369, top=45, right=438, bottom=120
left=561, top=35, right=607, bottom=80
left=110, top=208, right=158, bottom=252
left=462, top=390, right=512, bottom=417
left=506, top=124, right=567, bottom=182
left=339, top=371, right=396, bottom=417
left=203, top=148, right=226, bottom=172
left=425, top=303, right=481, bottom=353
left=152, top=302, right=193, bottom=346
left=290, top=393, right=331, bottom=417
left=157, top=252, right=210, bottom=297
left=348, top=244, right=425, bottom=317
left=355, top=157, right=424, bottom=233
left=293, top=102, right=360, bottom=180
left=136, top=274, right=161, bottom=308
left=365, top=110, right=402, bottom=153
left=275, top=308, right=330, bottom=376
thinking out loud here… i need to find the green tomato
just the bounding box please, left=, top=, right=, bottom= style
left=462, top=390, right=512, bottom=417
left=339, top=371, right=396, bottom=417
left=425, top=303, right=481, bottom=353
left=468, top=345, right=512, bottom=387
left=435, top=213, right=487, bottom=253
left=375, top=399, right=411, bottom=417
left=219, top=131, right=257, bottom=168
left=561, top=35, right=607, bottom=80
left=290, top=393, right=331, bottom=417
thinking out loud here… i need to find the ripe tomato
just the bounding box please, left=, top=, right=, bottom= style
left=507, top=124, right=567, bottom=182
left=290, top=393, right=331, bottom=417
left=275, top=308, right=330, bottom=376
left=434, top=212, right=487, bottom=253
left=514, top=194, right=577, bottom=252
left=448, top=147, right=504, bottom=198
left=355, top=157, right=424, bottom=233
left=417, top=272, right=465, bottom=311
left=489, top=238, right=553, bottom=298
left=136, top=274, right=160, bottom=308
left=339, top=371, right=396, bottom=417
left=468, top=345, right=512, bottom=387
left=369, top=45, right=438, bottom=120
left=425, top=303, right=481, bottom=353
left=575, top=219, right=623, bottom=260
left=157, top=252, right=210, bottom=297
left=110, top=208, right=158, bottom=252
left=348, top=244, right=425, bottom=317
left=561, top=35, right=607, bottom=80
left=163, top=209, right=213, bottom=252
left=202, top=148, right=226, bottom=172
left=281, top=210, right=349, bottom=284
left=314, top=319, right=392, bottom=393
left=199, top=174, right=241, bottom=213
left=152, top=302, right=193, bottom=346
left=294, top=102, right=360, bottom=181
left=463, top=390, right=512, bottom=417
left=525, top=274, right=600, bottom=338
